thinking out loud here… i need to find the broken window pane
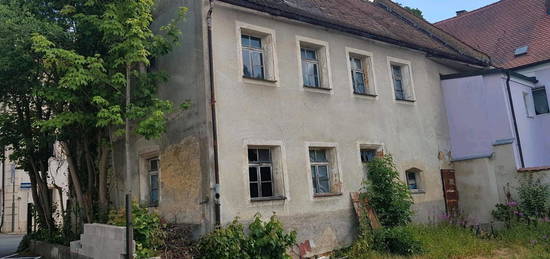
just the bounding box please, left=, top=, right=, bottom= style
left=248, top=149, right=257, bottom=162
left=242, top=34, right=265, bottom=79
left=360, top=149, right=376, bottom=163
left=392, top=65, right=405, bottom=100
left=406, top=171, right=418, bottom=190
left=533, top=87, right=550, bottom=115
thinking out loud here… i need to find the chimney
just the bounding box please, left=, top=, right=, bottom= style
left=456, top=10, right=467, bottom=16
left=546, top=0, right=550, bottom=14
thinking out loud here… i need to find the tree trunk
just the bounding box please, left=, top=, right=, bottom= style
left=60, top=141, right=91, bottom=223
left=98, top=142, right=109, bottom=218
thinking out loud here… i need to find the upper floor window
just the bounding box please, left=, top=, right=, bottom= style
left=301, top=48, right=320, bottom=88
left=392, top=65, right=405, bottom=100
left=533, top=87, right=549, bottom=115
left=238, top=23, right=278, bottom=83
left=389, top=57, right=415, bottom=102
left=242, top=34, right=264, bottom=80
left=297, top=37, right=332, bottom=91
left=148, top=157, right=160, bottom=207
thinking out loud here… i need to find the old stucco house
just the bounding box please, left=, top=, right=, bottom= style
left=435, top=0, right=550, bottom=223
left=112, top=0, right=493, bottom=255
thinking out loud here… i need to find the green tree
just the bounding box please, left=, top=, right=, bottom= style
left=404, top=6, right=424, bottom=19
left=0, top=0, right=185, bottom=237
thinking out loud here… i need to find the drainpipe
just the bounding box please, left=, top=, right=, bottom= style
left=1, top=146, right=5, bottom=232
left=505, top=71, right=525, bottom=168
left=207, top=0, right=221, bottom=227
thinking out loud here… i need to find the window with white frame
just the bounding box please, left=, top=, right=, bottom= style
left=389, top=59, right=415, bottom=101
left=309, top=147, right=340, bottom=195
left=533, top=87, right=550, bottom=115
left=148, top=157, right=160, bottom=207
left=239, top=25, right=277, bottom=82
left=247, top=146, right=286, bottom=200
left=248, top=148, right=274, bottom=198
left=349, top=55, right=374, bottom=95
left=241, top=34, right=265, bottom=79
left=298, top=38, right=331, bottom=90
left=405, top=168, right=422, bottom=192
left=301, top=47, right=320, bottom=88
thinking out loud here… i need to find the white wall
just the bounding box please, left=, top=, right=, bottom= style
left=212, top=3, right=455, bottom=232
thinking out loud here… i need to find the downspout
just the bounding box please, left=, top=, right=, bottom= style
left=1, top=146, right=5, bottom=231
left=505, top=71, right=525, bottom=168
left=207, top=0, right=221, bottom=227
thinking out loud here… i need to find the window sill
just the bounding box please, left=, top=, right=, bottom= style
left=243, top=76, right=277, bottom=84
left=395, top=98, right=416, bottom=103
left=304, top=85, right=332, bottom=91
left=251, top=196, right=287, bottom=202
left=354, top=92, right=378, bottom=97
left=314, top=192, right=343, bottom=198
left=410, top=189, right=425, bottom=195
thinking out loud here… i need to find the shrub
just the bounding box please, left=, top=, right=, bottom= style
left=108, top=203, right=166, bottom=258
left=364, top=155, right=414, bottom=227
left=372, top=226, right=423, bottom=255
left=518, top=175, right=550, bottom=219
left=198, top=214, right=296, bottom=259
left=492, top=202, right=520, bottom=227
left=197, top=219, right=248, bottom=258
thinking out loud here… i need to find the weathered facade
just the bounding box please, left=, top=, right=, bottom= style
left=113, top=0, right=492, bottom=255
left=437, top=0, right=550, bottom=225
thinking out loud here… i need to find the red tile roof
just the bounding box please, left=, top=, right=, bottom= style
left=435, top=0, right=550, bottom=69
left=219, top=0, right=490, bottom=66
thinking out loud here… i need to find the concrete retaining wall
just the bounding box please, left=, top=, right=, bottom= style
left=70, top=224, right=133, bottom=259
left=29, top=240, right=72, bottom=259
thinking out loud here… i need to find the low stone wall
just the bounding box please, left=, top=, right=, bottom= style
left=70, top=224, right=133, bottom=259
left=29, top=240, right=72, bottom=259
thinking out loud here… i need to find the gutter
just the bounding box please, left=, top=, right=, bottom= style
left=505, top=71, right=525, bottom=168
left=207, top=0, right=221, bottom=227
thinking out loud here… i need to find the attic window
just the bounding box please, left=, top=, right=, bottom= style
left=514, top=46, right=528, bottom=56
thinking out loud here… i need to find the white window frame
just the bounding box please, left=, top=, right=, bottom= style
left=305, top=142, right=342, bottom=199
left=405, top=168, right=424, bottom=194
left=523, top=91, right=535, bottom=118
left=243, top=140, right=288, bottom=204
left=346, top=48, right=377, bottom=97
left=236, top=22, right=279, bottom=86
left=296, top=36, right=333, bottom=93
left=387, top=57, right=416, bottom=102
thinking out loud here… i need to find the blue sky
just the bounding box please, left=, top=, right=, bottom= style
left=396, top=0, right=500, bottom=23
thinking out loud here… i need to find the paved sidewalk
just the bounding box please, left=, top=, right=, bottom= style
left=0, top=234, right=23, bottom=258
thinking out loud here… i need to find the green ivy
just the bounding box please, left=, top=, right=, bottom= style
left=364, top=155, right=414, bottom=227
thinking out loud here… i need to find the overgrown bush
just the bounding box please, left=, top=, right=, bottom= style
left=109, top=203, right=166, bottom=258
left=198, top=214, right=296, bottom=259
left=372, top=226, right=424, bottom=256
left=518, top=175, right=549, bottom=219
left=364, top=155, right=414, bottom=227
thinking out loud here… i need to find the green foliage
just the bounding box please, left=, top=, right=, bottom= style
left=109, top=203, right=166, bottom=258
left=403, top=6, right=424, bottom=19
left=518, top=175, right=550, bottom=219
left=364, top=155, right=414, bottom=227
left=372, top=226, right=424, bottom=256
left=198, top=214, right=296, bottom=259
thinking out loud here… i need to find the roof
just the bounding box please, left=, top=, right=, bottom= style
left=218, top=0, right=491, bottom=66
left=435, top=0, right=550, bottom=69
